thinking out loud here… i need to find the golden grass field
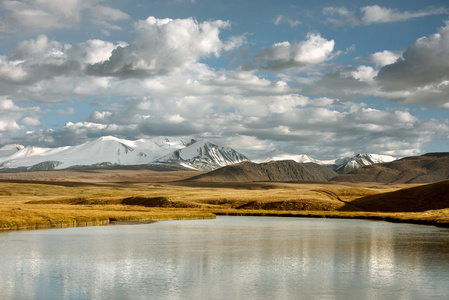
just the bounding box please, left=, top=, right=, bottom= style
left=0, top=169, right=448, bottom=230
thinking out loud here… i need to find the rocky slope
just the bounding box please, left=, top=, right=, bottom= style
left=184, top=160, right=338, bottom=182
left=156, top=140, right=248, bottom=171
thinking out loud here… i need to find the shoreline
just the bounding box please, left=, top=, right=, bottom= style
left=0, top=213, right=217, bottom=232
left=213, top=211, right=449, bottom=228
left=1, top=210, right=448, bottom=232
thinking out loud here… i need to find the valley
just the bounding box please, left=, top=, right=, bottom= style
left=0, top=168, right=448, bottom=231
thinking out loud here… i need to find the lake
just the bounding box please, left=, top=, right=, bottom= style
left=0, top=216, right=448, bottom=299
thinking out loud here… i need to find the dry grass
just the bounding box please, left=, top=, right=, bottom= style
left=1, top=175, right=448, bottom=231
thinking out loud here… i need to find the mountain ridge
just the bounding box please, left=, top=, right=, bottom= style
left=184, top=160, right=338, bottom=182
left=0, top=135, right=430, bottom=176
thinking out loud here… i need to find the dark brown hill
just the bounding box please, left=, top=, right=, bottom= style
left=332, top=153, right=449, bottom=184
left=184, top=160, right=338, bottom=182
left=343, top=180, right=449, bottom=212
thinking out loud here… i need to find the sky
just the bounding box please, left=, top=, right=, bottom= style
left=1, top=0, right=449, bottom=160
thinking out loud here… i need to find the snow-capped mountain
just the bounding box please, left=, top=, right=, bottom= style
left=254, top=150, right=318, bottom=164
left=0, top=136, right=248, bottom=172
left=0, top=136, right=399, bottom=173
left=256, top=151, right=397, bottom=174
left=0, top=144, right=25, bottom=158
left=328, top=153, right=397, bottom=174
left=156, top=140, right=249, bottom=171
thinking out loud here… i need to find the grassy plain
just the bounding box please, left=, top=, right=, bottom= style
left=0, top=169, right=448, bottom=230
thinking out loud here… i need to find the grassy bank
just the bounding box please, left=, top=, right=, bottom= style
left=0, top=207, right=216, bottom=231
left=0, top=179, right=448, bottom=231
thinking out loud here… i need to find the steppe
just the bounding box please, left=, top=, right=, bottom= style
left=1, top=168, right=448, bottom=230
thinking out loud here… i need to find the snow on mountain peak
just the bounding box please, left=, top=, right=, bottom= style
left=253, top=149, right=318, bottom=164
left=0, top=136, right=249, bottom=171
left=157, top=140, right=249, bottom=171
left=331, top=153, right=397, bottom=174
left=0, top=136, right=399, bottom=173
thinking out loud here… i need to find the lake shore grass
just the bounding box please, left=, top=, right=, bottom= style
left=212, top=209, right=449, bottom=228
left=0, top=179, right=448, bottom=231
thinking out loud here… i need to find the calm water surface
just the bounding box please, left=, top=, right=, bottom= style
left=0, top=216, right=448, bottom=299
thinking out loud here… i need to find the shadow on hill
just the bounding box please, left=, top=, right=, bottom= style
left=340, top=180, right=449, bottom=212
left=332, top=153, right=449, bottom=184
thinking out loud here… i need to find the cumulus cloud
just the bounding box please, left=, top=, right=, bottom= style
left=0, top=35, right=127, bottom=99
left=77, top=96, right=449, bottom=158
left=365, top=50, right=402, bottom=67
left=361, top=5, right=448, bottom=24
left=305, top=22, right=449, bottom=107
left=375, top=21, right=449, bottom=106
left=305, top=66, right=375, bottom=101
left=66, top=39, right=128, bottom=65
left=243, top=33, right=336, bottom=71
left=0, top=35, right=77, bottom=86
left=0, top=98, right=40, bottom=132
left=87, top=16, right=242, bottom=78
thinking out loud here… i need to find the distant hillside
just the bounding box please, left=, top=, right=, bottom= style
left=344, top=180, right=449, bottom=212
left=184, top=160, right=338, bottom=182
left=332, top=153, right=449, bottom=184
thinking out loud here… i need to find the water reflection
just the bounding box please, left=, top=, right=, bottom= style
left=0, top=216, right=448, bottom=299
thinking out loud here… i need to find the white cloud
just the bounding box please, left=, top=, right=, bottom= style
left=244, top=33, right=336, bottom=71
left=21, top=116, right=41, bottom=127
left=0, top=35, right=72, bottom=86
left=349, top=66, right=377, bottom=83
left=67, top=39, right=127, bottom=65
left=366, top=50, right=402, bottom=67
left=0, top=98, right=40, bottom=131
left=86, top=16, right=240, bottom=78
left=361, top=5, right=448, bottom=24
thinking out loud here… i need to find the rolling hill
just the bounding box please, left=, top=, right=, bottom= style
left=344, top=180, right=449, bottom=212
left=332, top=153, right=449, bottom=184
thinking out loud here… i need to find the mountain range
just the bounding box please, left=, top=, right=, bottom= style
left=0, top=135, right=397, bottom=173
left=183, top=153, right=449, bottom=184
left=0, top=136, right=248, bottom=172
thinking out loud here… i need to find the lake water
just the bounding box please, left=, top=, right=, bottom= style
left=0, top=216, right=448, bottom=299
